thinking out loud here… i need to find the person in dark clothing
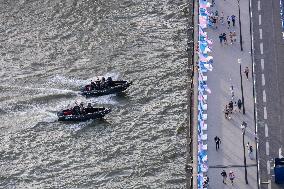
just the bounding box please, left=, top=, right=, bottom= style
left=228, top=101, right=233, bottom=112
left=231, top=15, right=236, bottom=26
left=214, top=136, right=221, bottom=150
left=222, top=33, right=227, bottom=45
left=237, top=99, right=242, bottom=112
left=221, top=170, right=227, bottom=184
left=219, top=33, right=223, bottom=44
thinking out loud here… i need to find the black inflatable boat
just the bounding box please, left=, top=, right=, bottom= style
left=81, top=77, right=132, bottom=97
left=57, top=106, right=111, bottom=121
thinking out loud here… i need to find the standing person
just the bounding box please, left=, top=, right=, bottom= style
left=247, top=144, right=254, bottom=159
left=229, top=171, right=235, bottom=185
left=237, top=99, right=242, bottom=112
left=220, top=12, right=224, bottom=24
left=221, top=170, right=227, bottom=184
left=223, top=33, right=227, bottom=45
left=230, top=85, right=234, bottom=99
left=224, top=105, right=229, bottom=118
left=229, top=31, right=233, bottom=44
left=234, top=101, right=238, bottom=112
left=203, top=175, right=209, bottom=187
left=228, top=101, right=234, bottom=113
left=214, top=136, right=221, bottom=150
left=219, top=33, right=223, bottom=44
left=227, top=16, right=231, bottom=29
left=231, top=15, right=236, bottom=26
left=244, top=66, right=249, bottom=80
left=232, top=31, right=237, bottom=42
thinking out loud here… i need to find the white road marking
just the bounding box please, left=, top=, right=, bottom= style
left=261, top=59, right=264, bottom=70
left=264, top=106, right=267, bottom=119
left=265, top=124, right=268, bottom=137
left=259, top=28, right=263, bottom=39
left=267, top=160, right=270, bottom=174
left=268, top=181, right=271, bottom=189
left=266, top=141, right=269, bottom=155
left=263, top=90, right=266, bottom=102
left=260, top=43, right=263, bottom=54
left=262, top=74, right=265, bottom=86
left=279, top=148, right=283, bottom=158
left=259, top=14, right=262, bottom=25
left=258, top=1, right=261, bottom=11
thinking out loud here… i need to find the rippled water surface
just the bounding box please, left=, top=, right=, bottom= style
left=0, top=0, right=189, bottom=188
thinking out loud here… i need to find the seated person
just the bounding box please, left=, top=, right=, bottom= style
left=106, top=77, right=113, bottom=86
left=85, top=103, right=93, bottom=114
left=73, top=105, right=80, bottom=115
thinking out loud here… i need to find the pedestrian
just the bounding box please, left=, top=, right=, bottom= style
left=221, top=170, right=227, bottom=184
left=224, top=105, right=229, bottom=118
left=220, top=12, right=224, bottom=24
left=249, top=145, right=254, bottom=159
left=203, top=175, right=209, bottom=187
left=229, top=171, right=235, bottom=185
left=212, top=16, right=217, bottom=29
left=214, top=136, right=221, bottom=150
left=231, top=15, right=236, bottom=26
left=215, top=10, right=218, bottom=17
left=219, top=33, right=223, bottom=44
left=230, top=85, right=234, bottom=99
left=234, top=101, right=238, bottom=112
left=232, top=31, right=237, bottom=42
left=247, top=143, right=254, bottom=159
left=223, top=33, right=227, bottom=45
left=237, top=99, right=242, bottom=112
left=229, top=101, right=233, bottom=113
left=229, top=31, right=233, bottom=44
left=244, top=66, right=249, bottom=80
left=227, top=16, right=231, bottom=29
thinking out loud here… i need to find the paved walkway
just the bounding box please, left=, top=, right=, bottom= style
left=206, top=0, right=258, bottom=188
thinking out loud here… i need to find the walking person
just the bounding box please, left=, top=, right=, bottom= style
left=231, top=15, right=236, bottom=26
left=219, top=33, right=223, bottom=45
left=223, top=33, right=227, bottom=45
left=214, top=136, right=221, bottom=150
left=227, top=16, right=231, bottom=29
left=229, top=171, right=235, bottom=185
left=228, top=101, right=233, bottom=114
left=220, top=12, right=224, bottom=24
left=229, top=31, right=233, bottom=44
left=232, top=31, right=237, bottom=42
left=237, top=99, right=242, bottom=112
left=249, top=145, right=254, bottom=159
left=247, top=143, right=254, bottom=159
left=224, top=105, right=229, bottom=118
left=230, top=85, right=234, bottom=99
left=234, top=101, right=238, bottom=112
left=244, top=66, right=249, bottom=80
left=221, top=170, right=227, bottom=184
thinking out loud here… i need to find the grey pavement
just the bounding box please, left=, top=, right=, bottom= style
left=204, top=0, right=258, bottom=188
left=251, top=0, right=284, bottom=188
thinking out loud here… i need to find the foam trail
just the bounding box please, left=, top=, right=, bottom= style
left=49, top=75, right=88, bottom=87
left=1, top=84, right=79, bottom=95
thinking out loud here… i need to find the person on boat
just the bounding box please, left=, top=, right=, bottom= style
left=73, top=105, right=80, bottom=115
left=79, top=102, right=85, bottom=114
left=106, top=77, right=113, bottom=86
left=101, top=77, right=106, bottom=88
left=90, top=80, right=95, bottom=90
left=85, top=103, right=93, bottom=114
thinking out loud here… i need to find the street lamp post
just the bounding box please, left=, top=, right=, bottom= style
left=241, top=121, right=249, bottom=184
left=238, top=59, right=245, bottom=114
left=237, top=0, right=243, bottom=51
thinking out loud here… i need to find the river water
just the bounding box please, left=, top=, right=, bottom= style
left=0, top=0, right=189, bottom=188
